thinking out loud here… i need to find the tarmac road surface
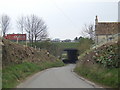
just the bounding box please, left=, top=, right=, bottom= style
left=17, top=64, right=101, bottom=88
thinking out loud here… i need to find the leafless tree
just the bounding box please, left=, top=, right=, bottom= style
left=33, top=18, right=47, bottom=42
left=24, top=15, right=47, bottom=45
left=82, top=24, right=95, bottom=40
left=16, top=16, right=25, bottom=34
left=0, top=14, right=10, bottom=36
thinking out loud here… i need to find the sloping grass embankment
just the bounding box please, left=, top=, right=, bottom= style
left=74, top=64, right=119, bottom=88
left=74, top=42, right=119, bottom=88
left=2, top=60, right=64, bottom=88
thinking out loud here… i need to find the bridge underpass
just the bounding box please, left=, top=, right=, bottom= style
left=62, top=49, right=79, bottom=63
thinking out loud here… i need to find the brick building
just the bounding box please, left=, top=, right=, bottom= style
left=95, top=16, right=120, bottom=44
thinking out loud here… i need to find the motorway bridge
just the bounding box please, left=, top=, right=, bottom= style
left=62, top=48, right=79, bottom=63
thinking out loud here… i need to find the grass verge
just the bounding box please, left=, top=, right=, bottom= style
left=74, top=64, right=119, bottom=88
left=2, top=60, right=64, bottom=88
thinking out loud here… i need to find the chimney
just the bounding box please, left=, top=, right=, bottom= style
left=95, top=15, right=98, bottom=25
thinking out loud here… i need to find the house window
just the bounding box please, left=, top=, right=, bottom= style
left=109, top=37, right=114, bottom=40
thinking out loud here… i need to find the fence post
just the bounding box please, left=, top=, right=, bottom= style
left=17, top=37, right=19, bottom=44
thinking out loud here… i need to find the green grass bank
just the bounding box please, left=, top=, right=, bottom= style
left=74, top=64, right=119, bottom=88
left=74, top=41, right=119, bottom=88
left=2, top=60, right=64, bottom=88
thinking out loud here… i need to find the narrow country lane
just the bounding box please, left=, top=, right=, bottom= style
left=17, top=64, right=101, bottom=88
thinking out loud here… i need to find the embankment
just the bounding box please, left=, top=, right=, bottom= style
left=2, top=39, right=64, bottom=88
left=74, top=42, right=119, bottom=88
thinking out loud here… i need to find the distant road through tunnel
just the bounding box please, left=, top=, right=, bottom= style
left=63, top=49, right=79, bottom=63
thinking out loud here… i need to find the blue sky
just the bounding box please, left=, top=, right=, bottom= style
left=0, top=0, right=119, bottom=40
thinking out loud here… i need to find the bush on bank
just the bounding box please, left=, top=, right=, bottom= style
left=75, top=42, right=119, bottom=88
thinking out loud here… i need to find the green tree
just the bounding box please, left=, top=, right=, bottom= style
left=78, top=38, right=94, bottom=54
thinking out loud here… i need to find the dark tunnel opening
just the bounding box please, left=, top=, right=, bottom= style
left=62, top=49, right=79, bottom=64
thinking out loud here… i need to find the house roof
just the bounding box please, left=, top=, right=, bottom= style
left=95, top=22, right=120, bottom=35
